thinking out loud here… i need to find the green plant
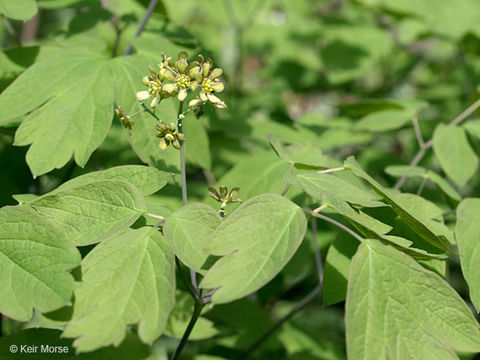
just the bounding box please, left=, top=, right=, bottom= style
left=1, top=0, right=480, bottom=359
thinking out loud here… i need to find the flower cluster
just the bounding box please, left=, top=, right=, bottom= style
left=136, top=52, right=226, bottom=109
left=208, top=186, right=241, bottom=210
left=115, top=106, right=134, bottom=131
left=156, top=122, right=185, bottom=150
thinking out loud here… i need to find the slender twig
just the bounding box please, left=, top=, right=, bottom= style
left=416, top=177, right=428, bottom=196
left=442, top=209, right=456, bottom=217
left=124, top=0, right=159, bottom=55
left=303, top=209, right=364, bottom=242
left=145, top=212, right=165, bottom=221
left=236, top=285, right=321, bottom=360
left=317, top=166, right=345, bottom=174
left=451, top=98, right=480, bottom=126
left=280, top=163, right=295, bottom=196
left=412, top=116, right=425, bottom=148
left=395, top=99, right=480, bottom=189
left=171, top=301, right=205, bottom=360
left=140, top=102, right=160, bottom=121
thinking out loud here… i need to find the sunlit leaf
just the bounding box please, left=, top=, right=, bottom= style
left=200, top=194, right=307, bottom=303
left=0, top=206, right=80, bottom=321
left=63, top=227, right=175, bottom=352
left=346, top=239, right=480, bottom=359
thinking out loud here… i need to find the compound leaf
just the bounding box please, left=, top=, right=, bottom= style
left=163, top=203, right=221, bottom=272
left=200, top=194, right=307, bottom=304
left=0, top=50, right=115, bottom=176
left=346, top=239, right=480, bottom=359
left=455, top=198, right=480, bottom=312
left=0, top=206, right=80, bottom=321
left=63, top=227, right=175, bottom=352
left=29, top=180, right=146, bottom=246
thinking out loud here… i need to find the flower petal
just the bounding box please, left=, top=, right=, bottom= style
left=150, top=95, right=160, bottom=108
left=176, top=59, right=188, bottom=74
left=212, top=82, right=224, bottom=93
left=189, top=98, right=202, bottom=107
left=178, top=88, right=188, bottom=101
left=199, top=90, right=208, bottom=102
left=189, top=80, right=198, bottom=91
left=159, top=139, right=169, bottom=150
left=209, top=68, right=223, bottom=80
left=164, top=70, right=176, bottom=81
left=136, top=90, right=151, bottom=101
left=162, top=83, right=177, bottom=93
left=207, top=93, right=222, bottom=104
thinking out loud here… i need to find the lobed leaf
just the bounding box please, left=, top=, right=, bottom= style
left=200, top=194, right=307, bottom=304
left=346, top=239, right=480, bottom=359
left=163, top=203, right=221, bottom=272
left=63, top=227, right=175, bottom=352
left=0, top=206, right=80, bottom=321
left=29, top=180, right=146, bottom=246
left=0, top=51, right=115, bottom=176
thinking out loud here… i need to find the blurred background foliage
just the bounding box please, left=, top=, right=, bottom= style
left=1, top=0, right=480, bottom=359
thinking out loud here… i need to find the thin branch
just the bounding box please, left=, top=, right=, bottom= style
left=416, top=177, right=428, bottom=196
left=317, top=166, right=345, bottom=174
left=394, top=99, right=480, bottom=189
left=412, top=116, right=425, bottom=148
left=236, top=285, right=321, bottom=360
left=451, top=98, right=480, bottom=126
left=303, top=209, right=364, bottom=242
left=140, top=102, right=160, bottom=121
left=145, top=212, right=165, bottom=221
left=124, top=0, right=159, bottom=55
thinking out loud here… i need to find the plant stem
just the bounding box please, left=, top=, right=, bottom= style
left=124, top=0, right=158, bottom=55
left=176, top=101, right=188, bottom=207
left=175, top=101, right=199, bottom=293
left=317, top=166, right=345, bottom=174
left=395, top=99, right=480, bottom=189
left=236, top=285, right=321, bottom=360
left=175, top=258, right=201, bottom=303
left=140, top=102, right=160, bottom=121
left=171, top=301, right=205, bottom=360
left=303, top=208, right=364, bottom=242
left=145, top=212, right=165, bottom=221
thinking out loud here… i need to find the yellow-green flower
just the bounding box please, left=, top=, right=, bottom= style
left=208, top=186, right=241, bottom=209
left=136, top=66, right=170, bottom=108
left=189, top=57, right=226, bottom=109
left=115, top=106, right=134, bottom=131
left=161, top=51, right=200, bottom=102
left=156, top=122, right=185, bottom=150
